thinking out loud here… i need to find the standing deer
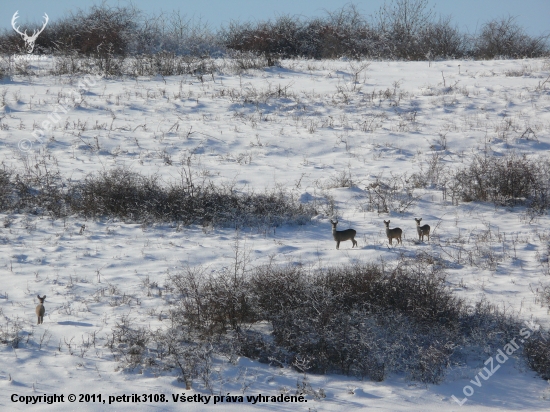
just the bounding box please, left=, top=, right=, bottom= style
left=11, top=11, right=49, bottom=54
left=36, top=295, right=46, bottom=324
left=331, top=220, right=358, bottom=249
left=383, top=220, right=402, bottom=245
left=414, top=218, right=430, bottom=242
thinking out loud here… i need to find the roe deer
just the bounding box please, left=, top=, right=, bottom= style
left=383, top=220, right=402, bottom=245
left=414, top=218, right=430, bottom=242
left=331, top=220, right=358, bottom=249
left=36, top=295, right=46, bottom=324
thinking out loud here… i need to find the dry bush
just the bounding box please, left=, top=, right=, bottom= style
left=0, top=318, right=24, bottom=348
left=43, top=5, right=139, bottom=56
left=420, top=16, right=467, bottom=59
left=159, top=256, right=522, bottom=384
left=363, top=174, right=420, bottom=214
left=0, top=164, right=315, bottom=228
left=449, top=153, right=550, bottom=214
left=317, top=169, right=354, bottom=189
left=105, top=255, right=540, bottom=385
left=0, top=169, right=13, bottom=210
left=68, top=168, right=316, bottom=228
left=222, top=16, right=300, bottom=64
left=474, top=16, right=549, bottom=59
left=524, top=337, right=550, bottom=380
left=410, top=151, right=448, bottom=189
left=375, top=0, right=435, bottom=60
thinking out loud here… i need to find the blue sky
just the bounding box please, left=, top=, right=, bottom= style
left=1, top=0, right=549, bottom=36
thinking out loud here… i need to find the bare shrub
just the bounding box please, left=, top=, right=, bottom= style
left=420, top=16, right=467, bottom=59
left=39, top=4, right=140, bottom=56
left=449, top=153, right=550, bottom=214
left=411, top=151, right=448, bottom=189
left=221, top=17, right=299, bottom=65
left=11, top=157, right=67, bottom=217
left=72, top=168, right=315, bottom=227
left=0, top=318, right=24, bottom=348
left=363, top=174, right=420, bottom=214
left=317, top=169, right=354, bottom=189
left=225, top=51, right=272, bottom=72
left=524, top=337, right=550, bottom=380
left=130, top=11, right=221, bottom=57
left=0, top=168, right=13, bottom=210
left=0, top=164, right=315, bottom=228
left=375, top=0, right=435, bottom=60
left=0, top=56, right=9, bottom=79
left=535, top=283, right=550, bottom=309
left=104, top=253, right=542, bottom=385
left=158, top=256, right=524, bottom=384
left=108, top=316, right=150, bottom=369
left=474, top=16, right=549, bottom=59
left=314, top=5, right=380, bottom=59
left=168, top=264, right=256, bottom=337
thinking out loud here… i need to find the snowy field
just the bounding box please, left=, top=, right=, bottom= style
left=1, top=57, right=550, bottom=410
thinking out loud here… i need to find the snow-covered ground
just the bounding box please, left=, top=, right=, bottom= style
left=0, top=57, right=550, bottom=410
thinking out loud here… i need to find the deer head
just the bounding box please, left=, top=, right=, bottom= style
left=11, top=11, right=49, bottom=54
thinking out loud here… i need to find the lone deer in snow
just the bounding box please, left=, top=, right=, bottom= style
left=414, top=218, right=430, bottom=242
left=36, top=295, right=46, bottom=324
left=383, top=220, right=402, bottom=245
left=331, top=220, right=358, bottom=249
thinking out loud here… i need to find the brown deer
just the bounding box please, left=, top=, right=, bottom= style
left=36, top=295, right=46, bottom=324
left=331, top=220, right=358, bottom=249
left=414, top=218, right=430, bottom=242
left=383, top=220, right=402, bottom=245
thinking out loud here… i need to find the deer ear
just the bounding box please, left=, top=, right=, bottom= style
left=43, top=295, right=46, bottom=299
left=37, top=294, right=40, bottom=299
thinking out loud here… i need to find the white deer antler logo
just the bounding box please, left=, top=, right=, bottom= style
left=11, top=11, right=49, bottom=54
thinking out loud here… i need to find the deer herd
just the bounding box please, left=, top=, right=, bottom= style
left=331, top=218, right=430, bottom=249
left=32, top=220, right=427, bottom=324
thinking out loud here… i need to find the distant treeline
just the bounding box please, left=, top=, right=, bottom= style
left=0, top=1, right=548, bottom=62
